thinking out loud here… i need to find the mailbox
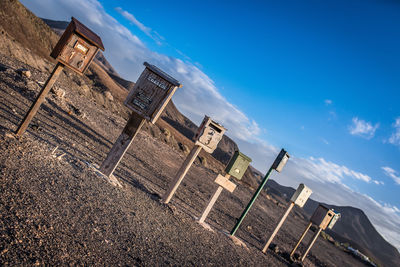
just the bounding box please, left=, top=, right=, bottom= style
left=327, top=212, right=341, bottom=229
left=193, top=116, right=226, bottom=153
left=124, top=62, right=181, bottom=124
left=225, top=151, right=252, bottom=180
left=290, top=184, right=312, bottom=208
left=310, top=204, right=335, bottom=230
left=271, top=149, right=290, bottom=172
left=50, top=17, right=104, bottom=74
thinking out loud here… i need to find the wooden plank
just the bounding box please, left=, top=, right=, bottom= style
left=290, top=222, right=312, bottom=258
left=301, top=228, right=322, bottom=262
left=262, top=202, right=295, bottom=253
left=15, top=62, right=65, bottom=136
left=162, top=145, right=202, bottom=204
left=198, top=185, right=224, bottom=223
left=99, top=113, right=145, bottom=177
left=215, top=174, right=236, bottom=193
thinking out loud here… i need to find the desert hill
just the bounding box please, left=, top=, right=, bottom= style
left=0, top=0, right=399, bottom=266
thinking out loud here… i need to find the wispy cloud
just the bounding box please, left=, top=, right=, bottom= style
left=115, top=7, right=164, bottom=46
left=349, top=117, right=379, bottom=139
left=388, top=117, right=400, bottom=147
left=324, top=99, right=332, bottom=105
left=321, top=138, right=329, bottom=145
left=382, top=166, right=400, bottom=185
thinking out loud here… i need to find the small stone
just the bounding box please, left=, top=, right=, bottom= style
left=79, top=84, right=91, bottom=96
left=17, top=68, right=31, bottom=78
left=0, top=63, right=8, bottom=72
left=178, top=143, right=190, bottom=155
left=104, top=91, right=113, bottom=101
left=198, top=155, right=208, bottom=167
left=51, top=86, right=65, bottom=99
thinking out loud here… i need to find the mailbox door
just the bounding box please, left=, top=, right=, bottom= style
left=58, top=35, right=97, bottom=73
left=197, top=123, right=223, bottom=152
left=126, top=70, right=173, bottom=120
left=226, top=153, right=251, bottom=180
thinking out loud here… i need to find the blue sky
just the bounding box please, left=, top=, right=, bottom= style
left=20, top=0, right=400, bottom=250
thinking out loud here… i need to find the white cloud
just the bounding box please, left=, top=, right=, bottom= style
left=388, top=117, right=400, bottom=146
left=382, top=166, right=400, bottom=185
left=321, top=138, right=329, bottom=145
left=373, top=180, right=384, bottom=185
left=115, top=7, right=164, bottom=46
left=325, top=99, right=332, bottom=105
left=349, top=117, right=379, bottom=139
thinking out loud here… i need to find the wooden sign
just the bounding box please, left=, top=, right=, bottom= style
left=215, top=174, right=237, bottom=193
left=124, top=62, right=181, bottom=124
left=193, top=116, right=226, bottom=153
left=50, top=17, right=104, bottom=74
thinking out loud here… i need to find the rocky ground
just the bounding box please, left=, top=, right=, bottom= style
left=0, top=53, right=367, bottom=266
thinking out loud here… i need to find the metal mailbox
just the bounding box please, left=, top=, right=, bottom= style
left=124, top=62, right=181, bottom=124
left=225, top=151, right=252, bottom=180
left=290, top=183, right=312, bottom=208
left=50, top=17, right=104, bottom=74
left=327, top=212, right=341, bottom=229
left=193, top=116, right=226, bottom=153
left=310, top=204, right=335, bottom=230
left=271, top=149, right=290, bottom=173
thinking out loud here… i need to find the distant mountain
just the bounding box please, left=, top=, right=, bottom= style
left=265, top=179, right=400, bottom=267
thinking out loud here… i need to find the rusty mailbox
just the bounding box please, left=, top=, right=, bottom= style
left=50, top=17, right=104, bottom=74
left=225, top=151, right=252, bottom=180
left=193, top=116, right=226, bottom=153
left=310, top=204, right=335, bottom=230
left=124, top=62, right=181, bottom=124
left=290, top=183, right=312, bottom=208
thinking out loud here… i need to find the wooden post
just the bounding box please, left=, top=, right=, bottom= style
left=300, top=227, right=322, bottom=262
left=162, top=145, right=202, bottom=204
left=262, top=201, right=295, bottom=253
left=290, top=221, right=312, bottom=258
left=199, top=186, right=224, bottom=223
left=99, top=113, right=145, bottom=177
left=15, top=62, right=65, bottom=136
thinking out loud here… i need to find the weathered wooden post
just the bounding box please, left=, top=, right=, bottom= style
left=230, top=148, right=290, bottom=236
left=262, top=183, right=312, bottom=253
left=99, top=62, right=182, bottom=177
left=198, top=151, right=252, bottom=224
left=162, top=116, right=226, bottom=204
left=289, top=204, right=340, bottom=261
left=16, top=17, right=104, bottom=136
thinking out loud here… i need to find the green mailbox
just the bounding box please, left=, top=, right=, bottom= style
left=225, top=151, right=252, bottom=180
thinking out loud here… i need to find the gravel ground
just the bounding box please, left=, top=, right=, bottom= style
left=0, top=53, right=367, bottom=266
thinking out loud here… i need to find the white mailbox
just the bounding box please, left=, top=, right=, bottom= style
left=290, top=184, right=312, bottom=208
left=327, top=212, right=341, bottom=229
left=193, top=116, right=226, bottom=153
left=271, top=149, right=290, bottom=172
